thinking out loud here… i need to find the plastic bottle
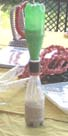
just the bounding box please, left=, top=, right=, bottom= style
left=25, top=60, right=45, bottom=127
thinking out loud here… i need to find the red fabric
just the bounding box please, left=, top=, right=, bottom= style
left=18, top=45, right=68, bottom=79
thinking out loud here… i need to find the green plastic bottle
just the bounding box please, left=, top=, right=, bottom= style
left=25, top=2, right=45, bottom=60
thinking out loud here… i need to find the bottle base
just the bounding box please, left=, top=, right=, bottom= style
left=26, top=120, right=44, bottom=127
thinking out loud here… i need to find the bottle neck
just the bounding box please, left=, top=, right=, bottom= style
left=29, top=60, right=40, bottom=76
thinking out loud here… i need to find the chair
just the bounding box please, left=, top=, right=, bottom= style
left=9, top=1, right=27, bottom=47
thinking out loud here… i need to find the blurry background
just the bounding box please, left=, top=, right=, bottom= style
left=0, top=0, right=68, bottom=31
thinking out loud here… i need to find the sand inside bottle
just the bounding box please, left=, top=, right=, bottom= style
left=25, top=101, right=44, bottom=127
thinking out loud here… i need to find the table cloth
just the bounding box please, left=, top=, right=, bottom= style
left=0, top=31, right=68, bottom=136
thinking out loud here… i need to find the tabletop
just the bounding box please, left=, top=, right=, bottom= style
left=42, top=31, right=68, bottom=48
left=0, top=30, right=68, bottom=136
left=0, top=29, right=68, bottom=48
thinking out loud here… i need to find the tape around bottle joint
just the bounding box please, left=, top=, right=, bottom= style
left=29, top=60, right=40, bottom=74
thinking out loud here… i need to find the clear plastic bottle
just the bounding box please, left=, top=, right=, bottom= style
left=25, top=61, right=45, bottom=127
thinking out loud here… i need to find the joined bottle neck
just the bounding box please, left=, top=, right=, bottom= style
left=29, top=60, right=40, bottom=76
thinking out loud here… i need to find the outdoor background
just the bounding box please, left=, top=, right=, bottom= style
left=0, top=0, right=44, bottom=45
left=0, top=0, right=68, bottom=38
left=0, top=0, right=42, bottom=29
left=0, top=0, right=24, bottom=29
